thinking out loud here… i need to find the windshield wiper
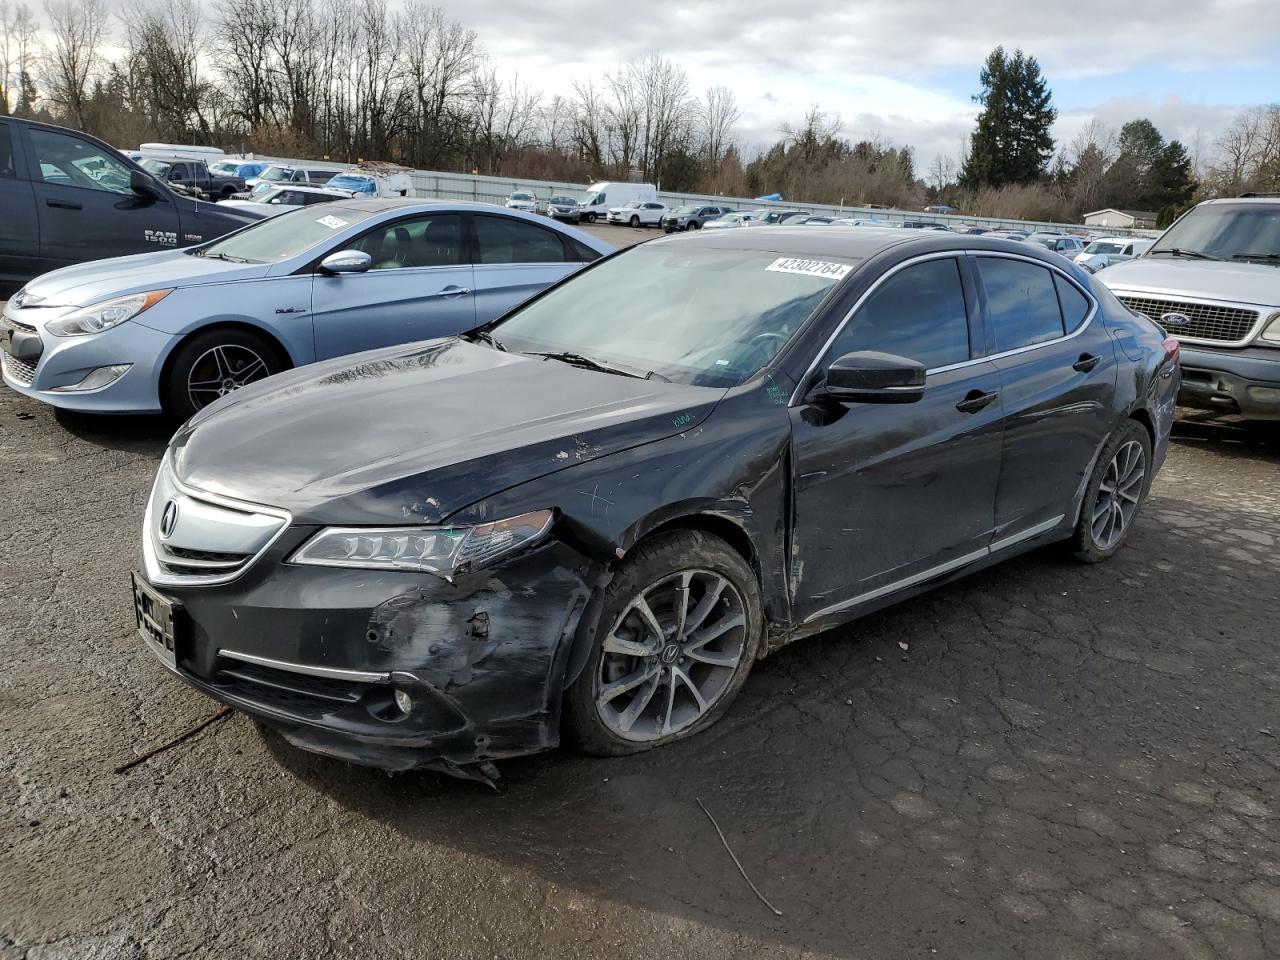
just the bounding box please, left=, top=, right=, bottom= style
left=203, top=252, right=251, bottom=264
left=1154, top=247, right=1221, bottom=261
left=527, top=350, right=645, bottom=379
left=465, top=330, right=506, bottom=351
left=1230, top=252, right=1280, bottom=264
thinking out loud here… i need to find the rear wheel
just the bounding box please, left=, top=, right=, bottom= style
left=1072, top=420, right=1152, bottom=563
left=163, top=327, right=285, bottom=421
left=565, top=531, right=763, bottom=756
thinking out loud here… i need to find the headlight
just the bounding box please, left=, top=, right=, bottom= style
left=1260, top=311, right=1280, bottom=344
left=290, top=509, right=554, bottom=576
left=45, top=289, right=172, bottom=337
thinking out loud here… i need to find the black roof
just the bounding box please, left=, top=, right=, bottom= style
left=649, top=224, right=1056, bottom=265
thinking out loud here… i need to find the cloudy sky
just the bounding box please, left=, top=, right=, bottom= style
left=435, top=0, right=1280, bottom=168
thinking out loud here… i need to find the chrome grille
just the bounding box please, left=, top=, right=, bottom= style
left=143, top=463, right=290, bottom=586
left=1, top=313, right=37, bottom=334
left=1, top=352, right=36, bottom=386
left=1115, top=294, right=1261, bottom=344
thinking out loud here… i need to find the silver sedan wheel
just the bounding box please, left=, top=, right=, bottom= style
left=1091, top=439, right=1146, bottom=550
left=594, top=569, right=748, bottom=743
left=187, top=344, right=270, bottom=410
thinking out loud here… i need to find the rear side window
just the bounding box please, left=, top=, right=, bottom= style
left=978, top=258, right=1065, bottom=352
left=1054, top=274, right=1092, bottom=332
left=567, top=237, right=601, bottom=263
left=0, top=124, right=16, bottom=177
left=474, top=214, right=568, bottom=264
left=828, top=257, right=971, bottom=369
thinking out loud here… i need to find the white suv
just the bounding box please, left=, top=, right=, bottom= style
left=607, top=201, right=668, bottom=228
left=1100, top=196, right=1280, bottom=422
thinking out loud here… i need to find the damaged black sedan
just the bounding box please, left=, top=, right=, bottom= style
left=133, top=228, right=1179, bottom=782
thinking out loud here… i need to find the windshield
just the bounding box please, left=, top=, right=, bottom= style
left=578, top=190, right=602, bottom=205
left=208, top=161, right=236, bottom=176
left=1085, top=241, right=1125, bottom=254
left=196, top=206, right=377, bottom=264
left=1031, top=237, right=1059, bottom=250
left=140, top=158, right=171, bottom=177
left=675, top=205, right=698, bottom=214
left=260, top=166, right=292, bottom=182
left=492, top=246, right=852, bottom=387
left=510, top=192, right=533, bottom=200
left=328, top=175, right=373, bottom=193
left=550, top=196, right=575, bottom=205
left=1151, top=203, right=1280, bottom=262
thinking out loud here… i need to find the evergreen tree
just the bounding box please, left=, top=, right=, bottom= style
left=959, top=47, right=1057, bottom=189
left=1147, top=140, right=1196, bottom=210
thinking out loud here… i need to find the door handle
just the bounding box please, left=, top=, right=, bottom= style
left=46, top=198, right=82, bottom=210
left=433, top=286, right=472, bottom=299
left=956, top=389, right=998, bottom=414
left=1072, top=353, right=1100, bottom=372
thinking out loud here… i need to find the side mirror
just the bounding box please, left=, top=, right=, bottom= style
left=319, top=249, right=372, bottom=274
left=130, top=169, right=159, bottom=200
left=820, top=351, right=926, bottom=404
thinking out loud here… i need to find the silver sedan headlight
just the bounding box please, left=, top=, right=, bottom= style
left=290, top=509, right=554, bottom=576
left=45, top=289, right=173, bottom=337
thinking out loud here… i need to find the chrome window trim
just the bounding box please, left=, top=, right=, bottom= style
left=789, top=249, right=1099, bottom=404
left=218, top=649, right=391, bottom=684
left=1107, top=287, right=1268, bottom=348
left=802, top=514, right=1065, bottom=624
left=142, top=458, right=293, bottom=588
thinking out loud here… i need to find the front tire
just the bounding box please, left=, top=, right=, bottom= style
left=1072, top=420, right=1152, bottom=563
left=565, top=531, right=763, bottom=756
left=163, top=327, right=285, bottom=421
left=629, top=215, right=640, bottom=228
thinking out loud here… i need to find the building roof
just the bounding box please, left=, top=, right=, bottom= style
left=1082, top=208, right=1159, bottom=220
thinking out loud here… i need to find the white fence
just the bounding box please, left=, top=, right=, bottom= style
left=247, top=154, right=1156, bottom=237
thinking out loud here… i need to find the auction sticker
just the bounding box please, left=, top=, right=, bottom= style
left=317, top=215, right=349, bottom=229
left=765, top=257, right=852, bottom=280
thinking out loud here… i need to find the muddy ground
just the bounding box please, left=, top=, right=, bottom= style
left=2, top=231, right=1279, bottom=959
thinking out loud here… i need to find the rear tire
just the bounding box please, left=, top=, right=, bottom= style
left=1071, top=420, right=1152, bottom=563
left=565, top=531, right=763, bottom=756
left=163, top=327, right=286, bottom=422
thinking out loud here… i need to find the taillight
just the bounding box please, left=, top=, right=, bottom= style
left=1163, top=336, right=1181, bottom=364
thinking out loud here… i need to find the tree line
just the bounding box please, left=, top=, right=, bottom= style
left=2, top=3, right=1277, bottom=218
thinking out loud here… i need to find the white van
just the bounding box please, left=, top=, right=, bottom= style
left=573, top=181, right=657, bottom=223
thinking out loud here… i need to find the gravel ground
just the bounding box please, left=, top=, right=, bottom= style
left=2, top=247, right=1280, bottom=959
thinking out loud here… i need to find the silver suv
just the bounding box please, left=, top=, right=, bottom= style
left=1100, top=196, right=1280, bottom=421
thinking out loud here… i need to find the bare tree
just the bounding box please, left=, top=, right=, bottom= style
left=698, top=84, right=740, bottom=171
left=570, top=77, right=606, bottom=168
left=43, top=0, right=109, bottom=128
left=122, top=0, right=210, bottom=141
left=401, top=1, right=478, bottom=168
left=213, top=0, right=278, bottom=130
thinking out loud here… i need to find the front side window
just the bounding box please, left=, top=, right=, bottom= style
left=827, top=258, right=970, bottom=370
left=493, top=246, right=852, bottom=386
left=0, top=124, right=17, bottom=177
left=28, top=129, right=133, bottom=194
left=348, top=214, right=463, bottom=269
left=978, top=258, right=1065, bottom=352
left=474, top=214, right=567, bottom=265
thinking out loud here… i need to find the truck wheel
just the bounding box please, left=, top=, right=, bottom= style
left=564, top=530, right=763, bottom=756
left=219, top=186, right=236, bottom=200
left=163, top=328, right=286, bottom=422
left=585, top=212, right=597, bottom=224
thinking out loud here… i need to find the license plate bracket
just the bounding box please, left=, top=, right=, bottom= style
left=131, top=572, right=185, bottom=670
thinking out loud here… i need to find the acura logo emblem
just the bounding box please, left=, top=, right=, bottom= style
left=1160, top=312, right=1190, bottom=328
left=159, top=500, right=179, bottom=539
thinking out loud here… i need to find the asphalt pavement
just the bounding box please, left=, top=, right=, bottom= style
left=2, top=239, right=1279, bottom=959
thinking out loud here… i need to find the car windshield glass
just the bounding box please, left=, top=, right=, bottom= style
left=197, top=206, right=377, bottom=263
left=493, top=246, right=853, bottom=387
left=1085, top=241, right=1125, bottom=254
left=578, top=190, right=602, bottom=204
left=551, top=196, right=574, bottom=204
left=1031, top=237, right=1058, bottom=250
left=140, top=158, right=171, bottom=176
left=208, top=162, right=235, bottom=175
left=261, top=166, right=292, bottom=181
left=510, top=193, right=532, bottom=200
left=327, top=175, right=371, bottom=191
left=675, top=205, right=698, bottom=214
left=1150, top=203, right=1280, bottom=262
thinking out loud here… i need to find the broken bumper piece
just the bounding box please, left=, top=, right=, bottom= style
left=138, top=535, right=599, bottom=776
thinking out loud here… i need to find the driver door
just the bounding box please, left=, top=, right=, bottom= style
left=310, top=212, right=474, bottom=360
left=22, top=125, right=180, bottom=270
left=787, top=255, right=1004, bottom=621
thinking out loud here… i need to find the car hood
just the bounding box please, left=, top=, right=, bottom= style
left=170, top=339, right=724, bottom=525
left=1101, top=256, right=1280, bottom=308
left=19, top=250, right=272, bottom=309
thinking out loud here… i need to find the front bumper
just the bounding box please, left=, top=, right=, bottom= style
left=1, top=311, right=171, bottom=413
left=135, top=531, right=602, bottom=774
left=1176, top=344, right=1280, bottom=420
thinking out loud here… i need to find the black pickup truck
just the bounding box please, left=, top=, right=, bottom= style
left=138, top=156, right=246, bottom=200
left=0, top=117, right=261, bottom=296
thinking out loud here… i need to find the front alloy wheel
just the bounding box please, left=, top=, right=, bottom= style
left=186, top=344, right=271, bottom=410
left=566, top=530, right=763, bottom=755
left=595, top=570, right=747, bottom=741
left=164, top=327, right=284, bottom=421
